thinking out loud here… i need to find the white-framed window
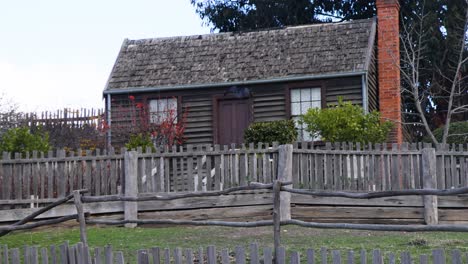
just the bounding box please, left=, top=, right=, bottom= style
left=290, top=87, right=321, bottom=141
left=149, top=98, right=178, bottom=124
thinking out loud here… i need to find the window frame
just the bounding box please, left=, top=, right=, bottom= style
left=147, top=96, right=181, bottom=125
left=285, top=81, right=326, bottom=141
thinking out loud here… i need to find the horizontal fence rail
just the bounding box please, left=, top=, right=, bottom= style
left=282, top=186, right=468, bottom=198
left=81, top=182, right=278, bottom=202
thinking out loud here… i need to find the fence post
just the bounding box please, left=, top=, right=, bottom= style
left=124, top=151, right=138, bottom=228
left=277, top=144, right=292, bottom=221
left=272, top=180, right=281, bottom=264
left=73, top=190, right=88, bottom=245
left=422, top=148, right=438, bottom=225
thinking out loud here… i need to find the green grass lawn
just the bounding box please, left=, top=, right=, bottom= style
left=1, top=225, right=468, bottom=262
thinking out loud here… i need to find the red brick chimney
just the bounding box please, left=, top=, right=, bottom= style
left=377, top=0, right=403, bottom=144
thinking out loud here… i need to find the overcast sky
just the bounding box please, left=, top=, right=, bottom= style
left=0, top=0, right=211, bottom=112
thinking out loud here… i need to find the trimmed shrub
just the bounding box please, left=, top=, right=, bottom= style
left=301, top=98, right=393, bottom=144
left=244, top=120, right=298, bottom=144
left=125, top=133, right=156, bottom=152
left=424, top=121, right=468, bottom=144
left=0, top=127, right=50, bottom=155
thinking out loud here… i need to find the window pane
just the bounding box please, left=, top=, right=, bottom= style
left=149, top=100, right=158, bottom=113
left=158, top=99, right=167, bottom=112
left=311, top=101, right=321, bottom=109
left=291, top=102, right=301, bottom=116
left=303, top=131, right=313, bottom=141
left=169, top=98, right=178, bottom=122
left=301, top=88, right=311, bottom=102
left=160, top=110, right=168, bottom=122
left=291, top=89, right=301, bottom=102
left=167, top=98, right=177, bottom=111
left=149, top=100, right=159, bottom=123
left=292, top=116, right=301, bottom=124
left=311, top=88, right=321, bottom=101
left=301, top=101, right=312, bottom=114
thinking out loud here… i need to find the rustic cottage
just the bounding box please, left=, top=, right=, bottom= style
left=103, top=0, right=402, bottom=147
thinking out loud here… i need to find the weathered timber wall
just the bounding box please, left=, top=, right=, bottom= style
left=291, top=194, right=468, bottom=225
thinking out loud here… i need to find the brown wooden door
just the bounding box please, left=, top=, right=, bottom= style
left=217, top=98, right=251, bottom=145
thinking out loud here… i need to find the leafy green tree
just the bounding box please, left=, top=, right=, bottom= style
left=0, top=127, right=50, bottom=155
left=244, top=120, right=298, bottom=144
left=301, top=99, right=393, bottom=144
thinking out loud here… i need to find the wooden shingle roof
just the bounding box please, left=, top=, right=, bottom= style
left=105, top=19, right=376, bottom=91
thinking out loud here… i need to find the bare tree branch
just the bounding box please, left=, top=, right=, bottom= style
left=400, top=0, right=468, bottom=144
left=442, top=8, right=468, bottom=143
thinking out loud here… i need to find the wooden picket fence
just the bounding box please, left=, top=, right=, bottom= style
left=21, top=109, right=105, bottom=127
left=0, top=149, right=122, bottom=205
left=0, top=242, right=465, bottom=264
left=0, top=142, right=467, bottom=209
left=0, top=143, right=281, bottom=206
left=291, top=141, right=468, bottom=191
left=3, top=155, right=468, bottom=263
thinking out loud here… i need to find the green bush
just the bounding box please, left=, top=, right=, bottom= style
left=125, top=133, right=156, bottom=152
left=424, top=121, right=468, bottom=144
left=301, top=99, right=393, bottom=144
left=0, top=127, right=50, bottom=155
left=244, top=120, right=298, bottom=144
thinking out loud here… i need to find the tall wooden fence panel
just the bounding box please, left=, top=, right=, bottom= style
left=136, top=143, right=279, bottom=193
left=0, top=149, right=122, bottom=209
left=1, top=142, right=467, bottom=208
left=292, top=142, right=468, bottom=191
left=435, top=143, right=468, bottom=189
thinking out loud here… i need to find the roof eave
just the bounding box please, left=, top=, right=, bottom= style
left=103, top=38, right=129, bottom=94
left=363, top=17, right=377, bottom=71
left=103, top=71, right=368, bottom=95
